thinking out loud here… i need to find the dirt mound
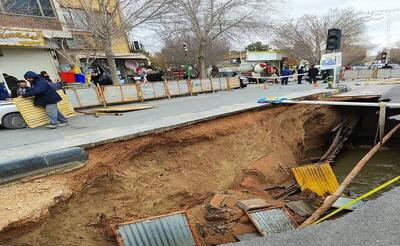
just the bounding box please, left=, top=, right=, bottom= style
left=0, top=104, right=341, bottom=245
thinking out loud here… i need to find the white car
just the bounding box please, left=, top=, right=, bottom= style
left=0, top=100, right=27, bottom=129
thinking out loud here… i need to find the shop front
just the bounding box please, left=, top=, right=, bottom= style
left=0, top=29, right=59, bottom=81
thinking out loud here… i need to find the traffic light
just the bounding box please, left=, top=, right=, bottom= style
left=326, top=28, right=342, bottom=51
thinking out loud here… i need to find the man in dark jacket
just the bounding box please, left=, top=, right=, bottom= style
left=23, top=71, right=68, bottom=129
left=307, top=65, right=319, bottom=84
left=0, top=82, right=10, bottom=100
left=297, top=66, right=305, bottom=84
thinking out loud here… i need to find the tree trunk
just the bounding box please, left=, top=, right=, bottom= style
left=103, top=39, right=120, bottom=85
left=198, top=41, right=207, bottom=78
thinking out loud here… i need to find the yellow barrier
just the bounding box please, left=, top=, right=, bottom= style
left=12, top=91, right=75, bottom=128
left=292, top=163, right=339, bottom=197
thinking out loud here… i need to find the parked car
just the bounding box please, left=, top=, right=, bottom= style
left=0, top=100, right=27, bottom=129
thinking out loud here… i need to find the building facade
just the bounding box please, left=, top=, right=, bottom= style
left=0, top=0, right=147, bottom=84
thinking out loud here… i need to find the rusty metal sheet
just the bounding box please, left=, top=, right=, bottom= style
left=247, top=208, right=296, bottom=236
left=116, top=211, right=198, bottom=246
left=291, top=163, right=339, bottom=197
left=286, top=200, right=316, bottom=217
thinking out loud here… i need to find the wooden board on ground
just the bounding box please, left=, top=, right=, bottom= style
left=12, top=90, right=75, bottom=128
left=93, top=104, right=154, bottom=113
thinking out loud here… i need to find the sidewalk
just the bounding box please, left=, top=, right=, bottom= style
left=0, top=83, right=353, bottom=163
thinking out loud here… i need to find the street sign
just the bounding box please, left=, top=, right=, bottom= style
left=320, top=52, right=342, bottom=70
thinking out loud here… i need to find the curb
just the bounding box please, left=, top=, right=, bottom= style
left=0, top=147, right=87, bottom=184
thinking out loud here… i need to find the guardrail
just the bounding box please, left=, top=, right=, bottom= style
left=65, top=77, right=241, bottom=109
left=343, top=69, right=400, bottom=80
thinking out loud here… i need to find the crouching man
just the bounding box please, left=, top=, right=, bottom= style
left=23, top=71, right=68, bottom=129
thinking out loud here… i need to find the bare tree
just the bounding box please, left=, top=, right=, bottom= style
left=155, top=34, right=230, bottom=72
left=48, top=33, right=103, bottom=76
left=59, top=0, right=170, bottom=84
left=160, top=0, right=273, bottom=78
left=342, top=45, right=368, bottom=65
left=272, top=8, right=367, bottom=65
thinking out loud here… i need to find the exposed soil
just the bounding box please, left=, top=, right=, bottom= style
left=0, top=104, right=342, bottom=246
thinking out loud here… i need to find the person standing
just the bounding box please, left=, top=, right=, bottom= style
left=281, top=66, right=291, bottom=85
left=23, top=71, right=68, bottom=129
left=297, top=66, right=305, bottom=84
left=307, top=65, right=319, bottom=84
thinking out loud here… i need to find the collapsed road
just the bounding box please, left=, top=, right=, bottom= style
left=0, top=83, right=399, bottom=245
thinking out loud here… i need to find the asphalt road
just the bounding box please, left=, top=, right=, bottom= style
left=0, top=83, right=325, bottom=151
left=229, top=186, right=400, bottom=246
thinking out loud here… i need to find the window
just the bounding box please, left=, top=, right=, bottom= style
left=1, top=0, right=55, bottom=17
left=62, top=9, right=89, bottom=30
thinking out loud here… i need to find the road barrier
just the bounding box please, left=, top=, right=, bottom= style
left=64, top=77, right=241, bottom=109
left=343, top=69, right=400, bottom=80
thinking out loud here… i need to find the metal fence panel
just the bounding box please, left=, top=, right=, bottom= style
left=103, top=86, right=123, bottom=103
left=178, top=80, right=190, bottom=94
left=344, top=70, right=358, bottom=80
left=153, top=82, right=167, bottom=98
left=358, top=69, right=373, bottom=79
left=291, top=163, right=339, bottom=197
left=377, top=69, right=392, bottom=79
left=191, top=79, right=202, bottom=93
left=248, top=208, right=296, bottom=236
left=65, top=89, right=80, bottom=108
left=121, top=85, right=139, bottom=102
left=391, top=69, right=400, bottom=78
left=220, top=77, right=228, bottom=90
left=202, top=79, right=212, bottom=92
left=75, top=87, right=101, bottom=107
left=140, top=83, right=155, bottom=100
left=167, top=81, right=180, bottom=96
left=211, top=78, right=221, bottom=91
left=117, top=212, right=197, bottom=246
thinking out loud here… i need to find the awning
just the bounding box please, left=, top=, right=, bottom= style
left=76, top=52, right=148, bottom=60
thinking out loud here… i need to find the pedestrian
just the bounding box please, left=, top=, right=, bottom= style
left=307, top=65, right=319, bottom=85
left=40, top=71, right=53, bottom=82
left=0, top=82, right=10, bottom=100
left=297, top=66, right=305, bottom=84
left=10, top=80, right=28, bottom=98
left=23, top=71, right=68, bottom=129
left=281, top=66, right=291, bottom=85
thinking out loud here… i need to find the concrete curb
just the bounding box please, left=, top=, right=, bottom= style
left=0, top=147, right=87, bottom=184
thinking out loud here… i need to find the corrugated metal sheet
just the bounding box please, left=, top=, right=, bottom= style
left=248, top=208, right=296, bottom=236
left=116, top=212, right=197, bottom=246
left=291, top=163, right=339, bottom=197
left=13, top=90, right=75, bottom=128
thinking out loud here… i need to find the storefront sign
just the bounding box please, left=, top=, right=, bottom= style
left=0, top=29, right=45, bottom=47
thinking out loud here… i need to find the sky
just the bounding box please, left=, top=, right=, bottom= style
left=132, top=0, right=400, bottom=55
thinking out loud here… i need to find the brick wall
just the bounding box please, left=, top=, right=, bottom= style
left=0, top=14, right=62, bottom=31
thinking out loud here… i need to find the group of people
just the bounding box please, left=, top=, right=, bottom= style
left=279, top=65, right=320, bottom=85
left=1, top=71, right=68, bottom=129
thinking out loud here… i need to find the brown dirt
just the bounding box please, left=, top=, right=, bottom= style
left=0, top=104, right=342, bottom=246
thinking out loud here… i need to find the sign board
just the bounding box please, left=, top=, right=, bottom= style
left=0, top=29, right=45, bottom=47
left=320, top=52, right=342, bottom=70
